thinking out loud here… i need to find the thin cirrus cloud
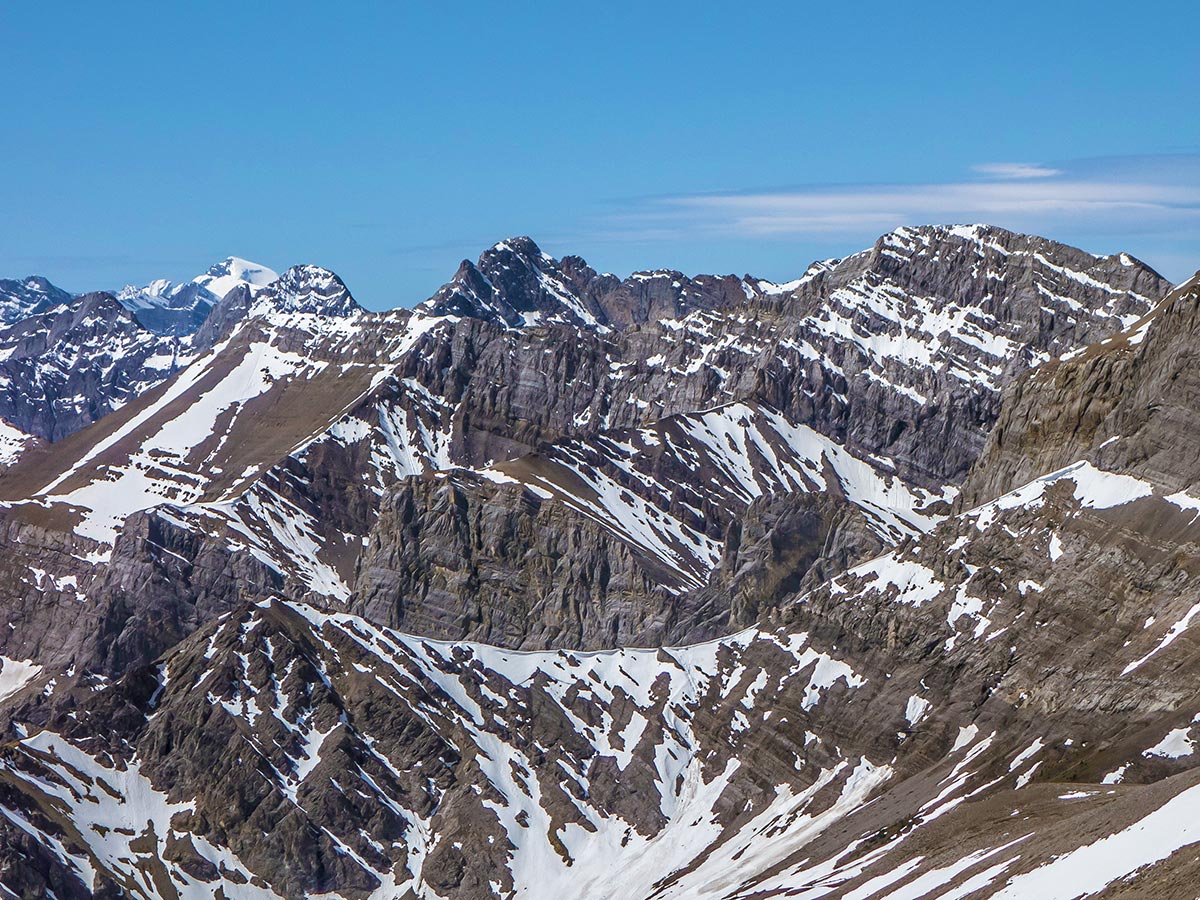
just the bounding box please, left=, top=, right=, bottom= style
left=601, top=156, right=1200, bottom=259
left=971, top=162, right=1063, bottom=179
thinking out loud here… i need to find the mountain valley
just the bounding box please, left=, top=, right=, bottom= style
left=0, top=225, right=1195, bottom=899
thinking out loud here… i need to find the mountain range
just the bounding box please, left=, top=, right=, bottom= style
left=0, top=225, right=1195, bottom=898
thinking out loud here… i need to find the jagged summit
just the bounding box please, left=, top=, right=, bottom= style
left=488, top=234, right=545, bottom=258
left=419, top=226, right=1169, bottom=340
left=422, top=234, right=772, bottom=330
left=243, top=264, right=359, bottom=317
left=420, top=235, right=609, bottom=329
left=191, top=264, right=361, bottom=349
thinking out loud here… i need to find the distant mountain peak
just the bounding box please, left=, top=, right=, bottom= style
left=192, top=264, right=362, bottom=350
left=259, top=264, right=361, bottom=317
left=18, top=275, right=63, bottom=293
left=0, top=274, right=73, bottom=325
left=115, top=278, right=174, bottom=306
left=197, top=256, right=278, bottom=294
left=488, top=235, right=546, bottom=258
left=116, top=257, right=279, bottom=336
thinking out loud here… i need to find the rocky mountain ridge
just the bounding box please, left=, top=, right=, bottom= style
left=0, top=225, right=1165, bottom=669
left=0, top=226, right=1194, bottom=898
left=0, top=257, right=283, bottom=475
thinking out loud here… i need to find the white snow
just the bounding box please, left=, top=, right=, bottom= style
left=0, top=418, right=32, bottom=467
left=1143, top=727, right=1196, bottom=759
left=905, top=695, right=931, bottom=726
left=0, top=656, right=41, bottom=702
left=1123, top=600, right=1200, bottom=675
left=834, top=554, right=946, bottom=607
left=992, top=781, right=1200, bottom=899
left=44, top=340, right=324, bottom=543
left=967, top=460, right=1155, bottom=534
left=483, top=402, right=946, bottom=591
left=280, top=601, right=874, bottom=899
left=118, top=257, right=278, bottom=315
left=1048, top=532, right=1065, bottom=562
left=2, top=731, right=281, bottom=899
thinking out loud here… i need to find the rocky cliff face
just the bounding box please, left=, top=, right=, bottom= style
left=422, top=227, right=1163, bottom=483
left=0, top=228, right=1198, bottom=898
left=961, top=272, right=1200, bottom=506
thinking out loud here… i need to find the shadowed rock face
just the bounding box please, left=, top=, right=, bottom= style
left=2, top=229, right=1200, bottom=898
left=420, top=235, right=752, bottom=331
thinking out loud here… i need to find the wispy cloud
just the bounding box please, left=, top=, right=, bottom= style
left=589, top=155, right=1200, bottom=278
left=972, top=162, right=1062, bottom=179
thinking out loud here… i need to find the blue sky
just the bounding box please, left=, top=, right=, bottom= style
left=1, top=2, right=1196, bottom=309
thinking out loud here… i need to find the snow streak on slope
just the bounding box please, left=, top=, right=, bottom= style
left=174, top=366, right=944, bottom=601
left=2, top=276, right=382, bottom=558
left=794, top=226, right=1151, bottom=399
left=34, top=339, right=333, bottom=545
left=990, top=781, right=1200, bottom=898
left=0, top=598, right=889, bottom=899
left=487, top=402, right=949, bottom=590
left=141, top=317, right=459, bottom=597
left=623, top=225, right=1158, bottom=418
left=826, top=457, right=1193, bottom=659
left=286, top=604, right=875, bottom=899
left=964, top=458, right=1157, bottom=533
left=0, top=731, right=282, bottom=899
left=9, top=595, right=1200, bottom=899
left=0, top=419, right=33, bottom=467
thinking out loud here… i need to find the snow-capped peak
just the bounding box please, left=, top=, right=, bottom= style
left=195, top=256, right=279, bottom=301
left=249, top=265, right=362, bottom=318
left=115, top=257, right=279, bottom=336
left=116, top=278, right=174, bottom=309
